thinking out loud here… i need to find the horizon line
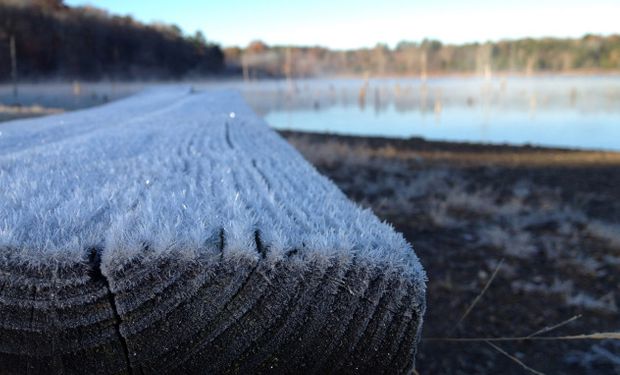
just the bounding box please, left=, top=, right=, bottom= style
left=220, top=32, right=619, bottom=51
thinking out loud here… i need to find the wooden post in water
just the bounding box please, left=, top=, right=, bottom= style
left=420, top=51, right=428, bottom=114
left=358, top=72, right=369, bottom=110
left=10, top=35, right=18, bottom=101
left=241, top=53, right=250, bottom=82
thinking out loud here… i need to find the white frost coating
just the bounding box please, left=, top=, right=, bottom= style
left=0, top=88, right=425, bottom=282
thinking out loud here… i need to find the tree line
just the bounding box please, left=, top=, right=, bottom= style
left=0, top=0, right=224, bottom=81
left=2, top=0, right=619, bottom=81
left=225, top=35, right=620, bottom=79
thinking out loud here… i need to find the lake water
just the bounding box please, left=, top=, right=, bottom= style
left=1, top=76, right=619, bottom=151
left=241, top=76, right=620, bottom=151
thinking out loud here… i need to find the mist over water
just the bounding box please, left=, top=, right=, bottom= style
left=247, top=76, right=620, bottom=151
left=1, top=76, right=619, bottom=151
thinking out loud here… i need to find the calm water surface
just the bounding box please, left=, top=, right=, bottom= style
left=1, top=76, right=619, bottom=151
left=246, top=76, right=620, bottom=151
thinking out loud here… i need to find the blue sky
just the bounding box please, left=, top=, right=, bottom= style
left=65, top=0, right=620, bottom=49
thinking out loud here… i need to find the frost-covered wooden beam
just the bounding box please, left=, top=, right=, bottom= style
left=0, top=88, right=426, bottom=374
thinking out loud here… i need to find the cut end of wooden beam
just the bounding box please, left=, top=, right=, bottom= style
left=0, top=88, right=426, bottom=374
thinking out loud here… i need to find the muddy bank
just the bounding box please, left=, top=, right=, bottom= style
left=280, top=130, right=620, bottom=374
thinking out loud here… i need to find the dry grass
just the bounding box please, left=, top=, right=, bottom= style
left=0, top=104, right=63, bottom=116
left=424, top=332, right=620, bottom=342
left=0, top=104, right=64, bottom=122
left=282, top=131, right=620, bottom=373
left=434, top=252, right=616, bottom=374
left=485, top=341, right=545, bottom=375
left=285, top=132, right=620, bottom=168
left=454, top=258, right=504, bottom=329
left=585, top=220, right=620, bottom=249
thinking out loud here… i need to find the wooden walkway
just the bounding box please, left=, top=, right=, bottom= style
left=0, top=88, right=426, bottom=374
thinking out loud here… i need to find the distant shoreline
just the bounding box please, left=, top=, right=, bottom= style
left=2, top=70, right=620, bottom=85
left=278, top=130, right=620, bottom=160
left=320, top=70, right=620, bottom=80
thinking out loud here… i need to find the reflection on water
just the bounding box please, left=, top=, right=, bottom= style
left=1, top=76, right=619, bottom=151
left=266, top=105, right=619, bottom=151
left=241, top=76, right=620, bottom=151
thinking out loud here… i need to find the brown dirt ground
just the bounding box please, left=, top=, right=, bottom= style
left=280, top=130, right=620, bottom=375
